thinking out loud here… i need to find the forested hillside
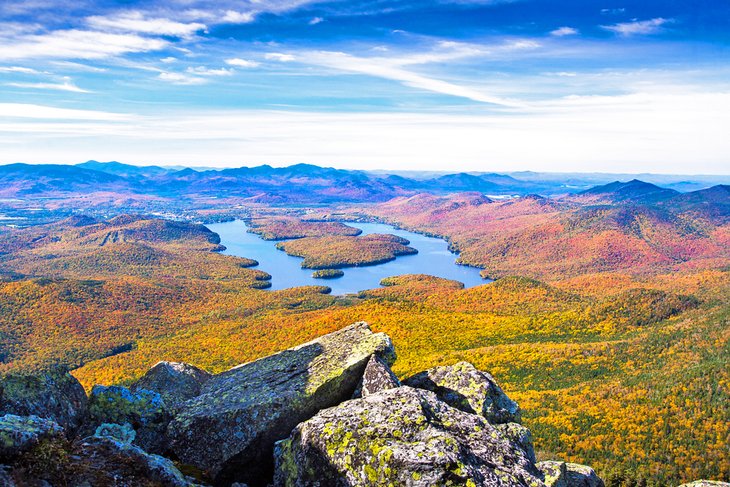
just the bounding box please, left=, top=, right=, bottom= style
left=1, top=182, right=728, bottom=485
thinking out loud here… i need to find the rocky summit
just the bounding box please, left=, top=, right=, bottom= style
left=0, top=321, right=720, bottom=487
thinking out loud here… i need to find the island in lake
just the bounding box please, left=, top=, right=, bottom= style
left=247, top=217, right=362, bottom=240
left=276, top=233, right=418, bottom=269
left=312, top=269, right=345, bottom=279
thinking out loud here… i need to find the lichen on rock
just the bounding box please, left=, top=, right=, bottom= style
left=94, top=422, right=136, bottom=444
left=273, top=385, right=544, bottom=487
left=0, top=414, right=65, bottom=460
left=69, top=434, right=199, bottom=487
left=356, top=354, right=401, bottom=398
left=404, top=361, right=521, bottom=424
left=167, top=321, right=395, bottom=485
left=495, top=422, right=536, bottom=464
left=132, top=361, right=211, bottom=409
left=0, top=366, right=88, bottom=435
left=87, top=385, right=170, bottom=453
left=537, top=461, right=605, bottom=487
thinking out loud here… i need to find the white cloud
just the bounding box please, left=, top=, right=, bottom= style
left=0, top=66, right=42, bottom=74
left=187, top=66, right=233, bottom=76
left=86, top=12, right=206, bottom=38
left=507, top=40, right=540, bottom=50
left=265, top=53, right=296, bottom=62
left=288, top=44, right=534, bottom=106
left=222, top=10, right=255, bottom=23
left=225, top=58, right=260, bottom=68
left=601, top=8, right=626, bottom=15
left=160, top=57, right=178, bottom=64
left=550, top=26, right=578, bottom=37
left=0, top=30, right=168, bottom=61
left=0, top=103, right=131, bottom=121
left=158, top=71, right=207, bottom=85
left=51, top=61, right=107, bottom=72
left=309, top=17, right=324, bottom=25
left=2, top=90, right=728, bottom=174
left=5, top=78, right=90, bottom=93
left=601, top=18, right=673, bottom=36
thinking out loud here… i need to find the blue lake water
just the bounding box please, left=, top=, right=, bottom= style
left=206, top=220, right=490, bottom=294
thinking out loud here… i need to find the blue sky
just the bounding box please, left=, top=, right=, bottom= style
left=0, top=0, right=728, bottom=173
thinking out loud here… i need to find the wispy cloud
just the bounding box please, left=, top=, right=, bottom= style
left=225, top=58, right=260, bottom=68
left=601, top=18, right=673, bottom=36
left=50, top=61, right=107, bottom=72
left=187, top=66, right=233, bottom=76
left=221, top=10, right=256, bottom=23
left=0, top=30, right=168, bottom=60
left=0, top=66, right=41, bottom=74
left=265, top=53, right=297, bottom=62
left=158, top=71, right=207, bottom=85
left=266, top=40, right=540, bottom=106
left=550, top=26, right=578, bottom=37
left=5, top=77, right=89, bottom=93
left=86, top=11, right=206, bottom=37
left=0, top=103, right=132, bottom=120
left=309, top=17, right=324, bottom=25
left=294, top=50, right=524, bottom=106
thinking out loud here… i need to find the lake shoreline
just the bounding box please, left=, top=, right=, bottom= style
left=206, top=219, right=490, bottom=294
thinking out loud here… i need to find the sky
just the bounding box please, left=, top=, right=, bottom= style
left=0, top=0, right=729, bottom=173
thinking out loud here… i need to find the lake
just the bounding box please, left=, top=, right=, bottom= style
left=206, top=220, right=490, bottom=294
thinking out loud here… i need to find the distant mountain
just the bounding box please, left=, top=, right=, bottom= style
left=77, top=161, right=171, bottom=178
left=509, top=171, right=730, bottom=193
left=2, top=163, right=724, bottom=208
left=426, top=172, right=541, bottom=194
left=431, top=173, right=503, bottom=192
left=577, top=179, right=679, bottom=204
left=0, top=163, right=129, bottom=196
left=662, top=184, right=730, bottom=223
left=361, top=186, right=729, bottom=280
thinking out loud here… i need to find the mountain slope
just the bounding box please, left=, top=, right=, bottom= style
left=0, top=163, right=130, bottom=196
left=77, top=160, right=171, bottom=178
left=350, top=185, right=729, bottom=280
left=576, top=179, right=679, bottom=204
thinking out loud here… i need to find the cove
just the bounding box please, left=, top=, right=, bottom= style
left=206, top=220, right=489, bottom=294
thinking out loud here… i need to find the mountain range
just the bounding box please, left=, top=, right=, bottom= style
left=1, top=161, right=728, bottom=205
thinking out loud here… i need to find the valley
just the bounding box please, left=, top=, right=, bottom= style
left=0, top=165, right=728, bottom=485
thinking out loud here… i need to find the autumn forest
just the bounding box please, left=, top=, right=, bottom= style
left=0, top=164, right=728, bottom=486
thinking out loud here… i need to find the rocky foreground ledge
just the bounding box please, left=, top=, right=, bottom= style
left=0, top=322, right=725, bottom=487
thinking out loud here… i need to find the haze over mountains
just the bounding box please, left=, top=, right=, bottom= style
left=1, top=161, right=729, bottom=205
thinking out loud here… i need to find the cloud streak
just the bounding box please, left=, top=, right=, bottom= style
left=0, top=30, right=168, bottom=60
left=86, top=11, right=206, bottom=38
left=6, top=78, right=89, bottom=93
left=299, top=50, right=522, bottom=106
left=158, top=71, right=207, bottom=85
left=550, top=26, right=578, bottom=37
left=272, top=40, right=541, bottom=106
left=225, top=58, right=260, bottom=68
left=0, top=103, right=131, bottom=120
left=601, top=18, right=673, bottom=37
